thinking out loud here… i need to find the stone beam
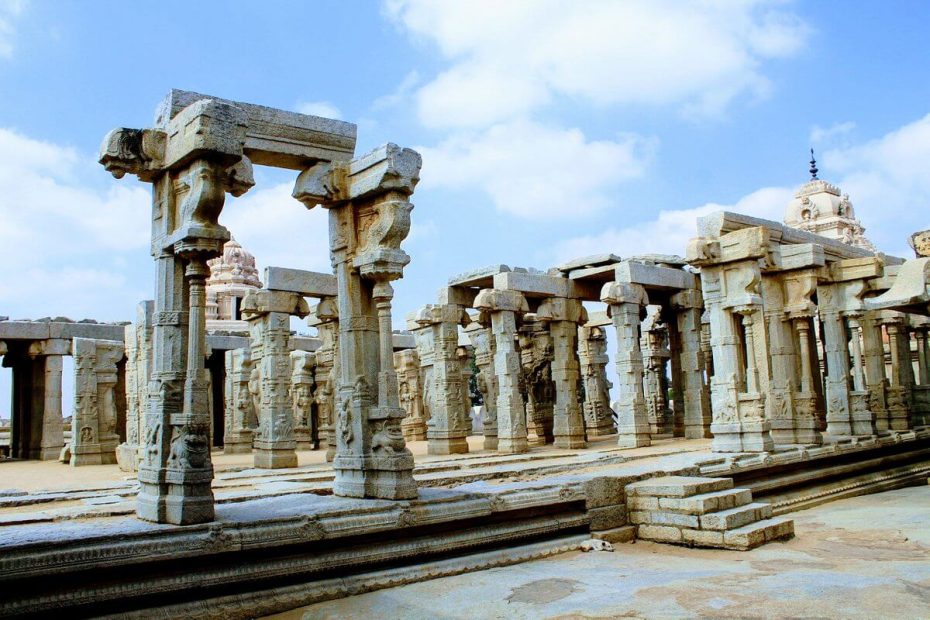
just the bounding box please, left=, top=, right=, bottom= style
left=492, top=271, right=600, bottom=300
left=156, top=89, right=357, bottom=169
left=867, top=258, right=930, bottom=314
left=0, top=321, right=126, bottom=342
left=615, top=261, right=694, bottom=291
left=264, top=266, right=338, bottom=298
left=448, top=265, right=511, bottom=288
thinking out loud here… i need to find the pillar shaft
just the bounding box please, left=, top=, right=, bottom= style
left=491, top=310, right=528, bottom=454
left=548, top=319, right=585, bottom=449
left=608, top=298, right=651, bottom=448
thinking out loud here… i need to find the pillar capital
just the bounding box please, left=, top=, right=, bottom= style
left=242, top=289, right=310, bottom=319
left=474, top=289, right=529, bottom=314
left=600, top=282, right=648, bottom=306
left=536, top=297, right=587, bottom=324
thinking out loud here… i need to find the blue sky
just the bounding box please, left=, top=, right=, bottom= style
left=1, top=0, right=929, bottom=332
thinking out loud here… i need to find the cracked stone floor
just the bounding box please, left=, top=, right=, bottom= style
left=265, top=484, right=930, bottom=620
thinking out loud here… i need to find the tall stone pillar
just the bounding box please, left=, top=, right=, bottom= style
left=411, top=304, right=471, bottom=455
left=818, top=283, right=864, bottom=439
left=223, top=348, right=256, bottom=454
left=671, top=290, right=712, bottom=439
left=640, top=307, right=673, bottom=437
left=846, top=314, right=876, bottom=436
left=519, top=317, right=554, bottom=446
left=861, top=312, right=889, bottom=431
left=537, top=297, right=587, bottom=449
left=291, top=350, right=315, bottom=450
left=916, top=328, right=930, bottom=386
left=602, top=282, right=651, bottom=448
left=884, top=318, right=913, bottom=430
left=578, top=325, right=615, bottom=437
left=474, top=289, right=529, bottom=454
left=70, top=338, right=123, bottom=466
left=24, top=339, right=69, bottom=460
left=294, top=143, right=421, bottom=500
left=308, top=298, right=339, bottom=462
left=466, top=322, right=499, bottom=449
left=243, top=290, right=309, bottom=468
left=394, top=349, right=427, bottom=441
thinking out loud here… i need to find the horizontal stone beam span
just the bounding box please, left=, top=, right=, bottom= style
left=392, top=333, right=416, bottom=350
left=770, top=243, right=825, bottom=271
left=448, top=265, right=511, bottom=287
left=156, top=89, right=357, bottom=170
left=206, top=334, right=324, bottom=353
left=437, top=286, right=478, bottom=307
left=698, top=210, right=895, bottom=262
left=615, top=261, right=695, bottom=291
left=828, top=256, right=885, bottom=283
left=555, top=253, right=621, bottom=273
left=0, top=321, right=126, bottom=342
left=264, top=267, right=337, bottom=298
left=492, top=271, right=600, bottom=300
left=567, top=264, right=617, bottom=283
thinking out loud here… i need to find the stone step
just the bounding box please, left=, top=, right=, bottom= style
left=722, top=517, right=795, bottom=550
left=654, top=488, right=753, bottom=515
left=626, top=476, right=733, bottom=499
left=700, top=502, right=773, bottom=531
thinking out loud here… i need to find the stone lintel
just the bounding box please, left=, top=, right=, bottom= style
left=492, top=271, right=599, bottom=300
left=156, top=89, right=357, bottom=169
left=264, top=266, right=337, bottom=298
left=241, top=289, right=310, bottom=319
left=437, top=286, right=478, bottom=307
left=555, top=253, right=622, bottom=273
left=163, top=99, right=248, bottom=170
left=670, top=289, right=703, bottom=310
left=474, top=289, right=529, bottom=314
left=828, top=256, right=884, bottom=283
left=566, top=263, right=617, bottom=284
left=0, top=321, right=126, bottom=342
left=770, top=243, right=825, bottom=272
left=448, top=265, right=511, bottom=288
left=27, top=339, right=72, bottom=357
left=206, top=334, right=250, bottom=351
left=601, top=282, right=648, bottom=306
left=536, top=297, right=587, bottom=324
left=392, top=333, right=416, bottom=351
left=615, top=260, right=694, bottom=291
left=584, top=310, right=612, bottom=327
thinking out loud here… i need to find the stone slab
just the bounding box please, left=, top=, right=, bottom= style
left=615, top=261, right=693, bottom=290
left=722, top=517, right=795, bottom=550
left=657, top=488, right=753, bottom=515
left=626, top=476, right=733, bottom=498
left=448, top=265, right=511, bottom=288
left=264, top=267, right=337, bottom=298
left=699, top=502, right=773, bottom=531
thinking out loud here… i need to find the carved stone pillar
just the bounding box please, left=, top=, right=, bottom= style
left=519, top=317, right=554, bottom=446
left=885, top=319, right=912, bottom=430
left=307, top=297, right=339, bottom=461
left=537, top=297, right=587, bottom=449
left=411, top=304, right=470, bottom=455
left=291, top=350, right=315, bottom=450
left=223, top=348, right=255, bottom=454
left=394, top=348, right=427, bottom=441
left=641, top=307, right=673, bottom=437
left=243, top=290, right=309, bottom=469
left=466, top=322, right=498, bottom=449
left=846, top=314, right=875, bottom=436
left=671, top=290, right=711, bottom=439
left=789, top=316, right=824, bottom=443
left=816, top=284, right=856, bottom=439
left=294, top=143, right=421, bottom=500
left=861, top=312, right=889, bottom=431
left=70, top=338, right=123, bottom=466
left=474, top=289, right=529, bottom=454
left=916, top=328, right=930, bottom=386
left=578, top=325, right=615, bottom=437
left=602, top=282, right=651, bottom=448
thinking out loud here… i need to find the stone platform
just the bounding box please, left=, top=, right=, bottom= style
left=0, top=430, right=928, bottom=618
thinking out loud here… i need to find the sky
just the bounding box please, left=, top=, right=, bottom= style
left=1, top=1, right=929, bottom=414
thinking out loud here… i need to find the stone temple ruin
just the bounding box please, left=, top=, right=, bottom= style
left=1, top=91, right=929, bottom=618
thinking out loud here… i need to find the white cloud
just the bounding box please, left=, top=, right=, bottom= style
left=554, top=186, right=791, bottom=262
left=372, top=70, right=421, bottom=110
left=295, top=100, right=342, bottom=119
left=417, top=119, right=653, bottom=218
left=0, top=0, right=26, bottom=58
left=222, top=181, right=331, bottom=276
left=0, top=127, right=152, bottom=320
left=810, top=121, right=856, bottom=145
left=824, top=113, right=930, bottom=255
left=385, top=0, right=810, bottom=128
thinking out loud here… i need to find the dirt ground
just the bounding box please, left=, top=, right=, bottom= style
left=266, top=484, right=930, bottom=620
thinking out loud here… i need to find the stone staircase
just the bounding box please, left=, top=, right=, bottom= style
left=626, top=476, right=794, bottom=551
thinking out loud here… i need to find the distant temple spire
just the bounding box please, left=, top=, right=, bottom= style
left=809, top=148, right=818, bottom=180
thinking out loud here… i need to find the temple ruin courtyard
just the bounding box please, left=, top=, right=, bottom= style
left=2, top=6, right=930, bottom=617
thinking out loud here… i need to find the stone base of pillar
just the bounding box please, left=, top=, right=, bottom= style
left=295, top=427, right=313, bottom=451
left=332, top=454, right=418, bottom=500
left=223, top=437, right=253, bottom=454
left=164, top=488, right=215, bottom=525
left=683, top=426, right=712, bottom=440
left=402, top=421, right=427, bottom=442
left=710, top=421, right=774, bottom=452
left=553, top=434, right=586, bottom=449
left=483, top=433, right=498, bottom=450
left=254, top=445, right=298, bottom=469
left=616, top=433, right=651, bottom=448
left=497, top=437, right=529, bottom=454
left=325, top=446, right=336, bottom=462
left=427, top=436, right=469, bottom=455
left=586, top=424, right=616, bottom=438
left=116, top=442, right=140, bottom=471
left=38, top=444, right=63, bottom=461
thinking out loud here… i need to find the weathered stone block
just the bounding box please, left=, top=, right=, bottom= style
left=682, top=528, right=724, bottom=547
left=628, top=496, right=660, bottom=511
left=658, top=488, right=752, bottom=515
left=700, top=502, right=771, bottom=531
left=588, top=505, right=628, bottom=531
left=583, top=476, right=626, bottom=509
left=626, top=476, right=733, bottom=498
left=592, top=525, right=637, bottom=544
left=722, top=517, right=794, bottom=550
left=638, top=524, right=682, bottom=543
left=631, top=510, right=700, bottom=528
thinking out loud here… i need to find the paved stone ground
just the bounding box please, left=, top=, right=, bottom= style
left=266, top=485, right=930, bottom=620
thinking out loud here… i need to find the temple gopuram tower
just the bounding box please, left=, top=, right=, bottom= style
left=206, top=238, right=262, bottom=330
left=784, top=150, right=876, bottom=251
